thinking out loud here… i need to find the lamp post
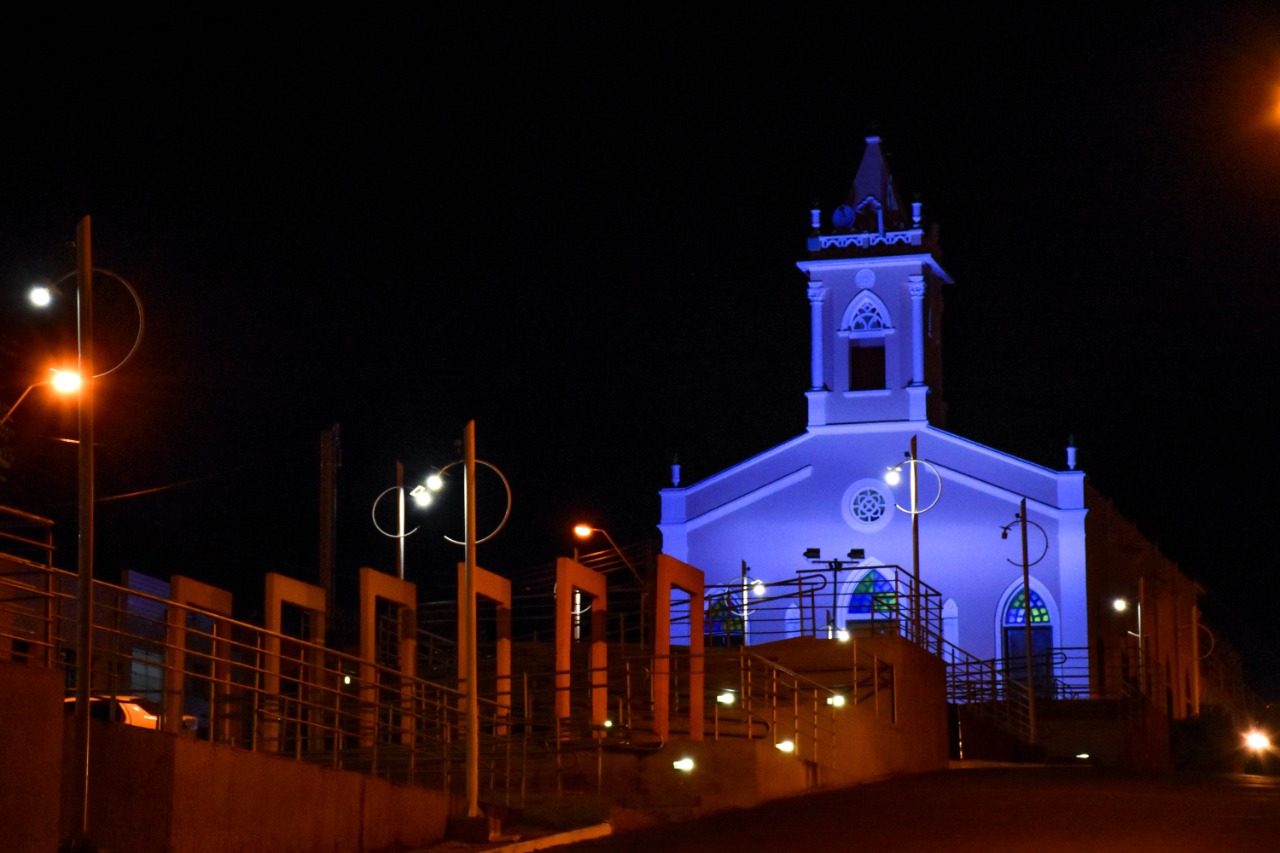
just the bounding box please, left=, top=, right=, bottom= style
left=1113, top=578, right=1145, bottom=692
left=884, top=435, right=941, bottom=640
left=738, top=561, right=766, bottom=645
left=392, top=424, right=509, bottom=823
left=27, top=217, right=145, bottom=851
left=999, top=497, right=1048, bottom=744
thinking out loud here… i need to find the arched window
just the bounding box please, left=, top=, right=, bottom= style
left=839, top=292, right=892, bottom=392
left=847, top=569, right=896, bottom=619
left=1003, top=589, right=1050, bottom=626
left=942, top=598, right=959, bottom=661
left=849, top=301, right=886, bottom=331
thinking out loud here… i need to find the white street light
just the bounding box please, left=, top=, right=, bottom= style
left=371, top=463, right=448, bottom=579
left=382, top=426, right=510, bottom=822
left=884, top=435, right=941, bottom=642
left=1113, top=579, right=1146, bottom=690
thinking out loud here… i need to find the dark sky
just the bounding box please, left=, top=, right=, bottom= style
left=2, top=8, right=1279, bottom=693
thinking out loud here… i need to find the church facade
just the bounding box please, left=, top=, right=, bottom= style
left=659, top=137, right=1202, bottom=718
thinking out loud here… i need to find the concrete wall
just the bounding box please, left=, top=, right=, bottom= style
left=56, top=711, right=452, bottom=853
left=595, top=633, right=948, bottom=825
left=0, top=662, right=63, bottom=852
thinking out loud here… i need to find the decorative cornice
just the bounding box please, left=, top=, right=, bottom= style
left=812, top=228, right=923, bottom=250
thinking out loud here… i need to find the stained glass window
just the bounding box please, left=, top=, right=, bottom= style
left=848, top=569, right=896, bottom=617
left=1003, top=589, right=1050, bottom=625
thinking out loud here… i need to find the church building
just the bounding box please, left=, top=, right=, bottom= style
left=658, top=136, right=1204, bottom=721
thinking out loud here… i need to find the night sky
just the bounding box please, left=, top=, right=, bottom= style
left=2, top=9, right=1279, bottom=694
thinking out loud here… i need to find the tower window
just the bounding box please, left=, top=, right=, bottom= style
left=849, top=302, right=885, bottom=331
left=849, top=340, right=886, bottom=391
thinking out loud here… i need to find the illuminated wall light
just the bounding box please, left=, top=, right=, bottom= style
left=826, top=695, right=846, bottom=707
left=603, top=719, right=613, bottom=728
left=672, top=757, right=695, bottom=772
left=836, top=628, right=850, bottom=642
left=1245, top=730, right=1271, bottom=752
left=717, top=691, right=735, bottom=706
left=775, top=740, right=795, bottom=753
left=1075, top=753, right=1090, bottom=760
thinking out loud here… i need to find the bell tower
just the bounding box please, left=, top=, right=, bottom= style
left=797, top=136, right=950, bottom=429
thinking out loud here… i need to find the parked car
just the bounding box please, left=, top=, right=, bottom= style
left=63, top=695, right=162, bottom=729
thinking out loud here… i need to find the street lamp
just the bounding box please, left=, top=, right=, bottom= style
left=573, top=524, right=646, bottom=644
left=1113, top=583, right=1145, bottom=690
left=1000, top=497, right=1048, bottom=744
left=885, top=435, right=941, bottom=639
left=1, top=369, right=81, bottom=425
left=370, top=462, right=446, bottom=579
left=396, top=424, right=509, bottom=824
left=30, top=217, right=145, bottom=851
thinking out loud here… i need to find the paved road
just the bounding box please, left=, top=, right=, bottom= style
left=555, top=765, right=1280, bottom=852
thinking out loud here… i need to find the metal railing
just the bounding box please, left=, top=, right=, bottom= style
left=0, top=558, right=550, bottom=804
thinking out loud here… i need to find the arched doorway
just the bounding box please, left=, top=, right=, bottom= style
left=1002, top=587, right=1054, bottom=697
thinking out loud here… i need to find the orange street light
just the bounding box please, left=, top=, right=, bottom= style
left=1, top=369, right=82, bottom=426
left=573, top=524, right=642, bottom=584
left=574, top=523, right=648, bottom=646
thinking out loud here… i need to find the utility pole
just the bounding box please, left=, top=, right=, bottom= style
left=1018, top=497, right=1037, bottom=744
left=318, top=424, right=340, bottom=613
